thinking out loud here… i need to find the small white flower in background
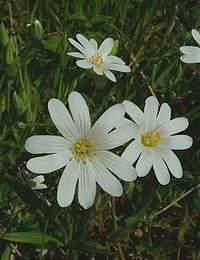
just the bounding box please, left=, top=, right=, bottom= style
left=26, top=20, right=40, bottom=27
left=120, top=96, right=193, bottom=185
left=31, top=175, right=47, bottom=190
left=67, top=34, right=131, bottom=82
left=25, top=92, right=137, bottom=209
left=180, top=29, right=200, bottom=63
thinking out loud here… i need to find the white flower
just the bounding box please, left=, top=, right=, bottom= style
left=120, top=96, right=193, bottom=185
left=32, top=175, right=47, bottom=190
left=67, top=34, right=131, bottom=82
left=180, top=29, right=200, bottom=63
left=25, top=92, right=137, bottom=209
left=26, top=20, right=40, bottom=27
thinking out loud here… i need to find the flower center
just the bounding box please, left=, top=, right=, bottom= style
left=141, top=129, right=161, bottom=147
left=90, top=54, right=104, bottom=66
left=73, top=138, right=96, bottom=161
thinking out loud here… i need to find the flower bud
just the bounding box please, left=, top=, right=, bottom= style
left=33, top=19, right=43, bottom=39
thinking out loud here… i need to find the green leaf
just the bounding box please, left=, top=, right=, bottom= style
left=1, top=245, right=11, bottom=260
left=194, top=196, right=200, bottom=210
left=44, top=35, right=62, bottom=52
left=80, top=240, right=107, bottom=254
left=5, top=40, right=14, bottom=65
left=0, top=22, right=9, bottom=47
left=14, top=93, right=27, bottom=114
left=0, top=183, right=10, bottom=203
left=2, top=232, right=63, bottom=246
left=154, top=61, right=176, bottom=86
left=0, top=95, right=6, bottom=113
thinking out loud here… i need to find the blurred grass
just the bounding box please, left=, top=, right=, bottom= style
left=0, top=0, right=200, bottom=259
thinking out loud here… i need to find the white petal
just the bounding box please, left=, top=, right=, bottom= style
left=157, top=103, right=171, bottom=125
left=122, top=140, right=142, bottom=164
left=48, top=98, right=78, bottom=143
left=38, top=184, right=47, bottom=189
left=91, top=159, right=123, bottom=197
left=136, top=150, right=153, bottom=177
left=144, top=96, right=159, bottom=128
left=33, top=184, right=47, bottom=190
left=76, top=34, right=95, bottom=54
left=88, top=103, right=125, bottom=138
left=57, top=160, right=79, bottom=207
left=93, top=66, right=103, bottom=75
left=27, top=152, right=69, bottom=174
left=180, top=53, right=200, bottom=63
left=160, top=117, right=189, bottom=135
left=103, top=69, right=117, bottom=82
left=180, top=46, right=200, bottom=54
left=153, top=155, right=170, bottom=185
left=105, top=63, right=131, bottom=72
left=97, top=123, right=138, bottom=150
left=90, top=39, right=98, bottom=50
left=166, top=135, right=193, bottom=150
left=32, top=175, right=45, bottom=184
left=76, top=60, right=92, bottom=69
left=68, top=92, right=91, bottom=136
left=97, top=151, right=137, bottom=181
left=123, top=100, right=145, bottom=126
left=68, top=37, right=88, bottom=57
left=98, top=38, right=113, bottom=55
left=78, top=162, right=96, bottom=209
left=105, top=55, right=125, bottom=65
left=115, top=118, right=133, bottom=128
left=67, top=52, right=85, bottom=59
left=161, top=150, right=183, bottom=178
left=192, top=29, right=200, bottom=45
left=25, top=135, right=69, bottom=154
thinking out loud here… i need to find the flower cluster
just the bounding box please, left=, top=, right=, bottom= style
left=25, top=31, right=195, bottom=209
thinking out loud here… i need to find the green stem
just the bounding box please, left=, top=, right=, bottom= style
left=39, top=217, right=49, bottom=260
left=111, top=198, right=126, bottom=260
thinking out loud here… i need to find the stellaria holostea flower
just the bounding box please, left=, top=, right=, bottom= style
left=67, top=34, right=131, bottom=82
left=120, top=96, right=193, bottom=185
left=25, top=92, right=137, bottom=209
left=180, top=29, right=200, bottom=63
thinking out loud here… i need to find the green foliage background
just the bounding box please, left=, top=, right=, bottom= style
left=0, top=0, right=200, bottom=259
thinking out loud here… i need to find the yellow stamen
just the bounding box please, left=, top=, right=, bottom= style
left=141, top=129, right=161, bottom=147
left=90, top=54, right=104, bottom=66
left=73, top=138, right=96, bottom=161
